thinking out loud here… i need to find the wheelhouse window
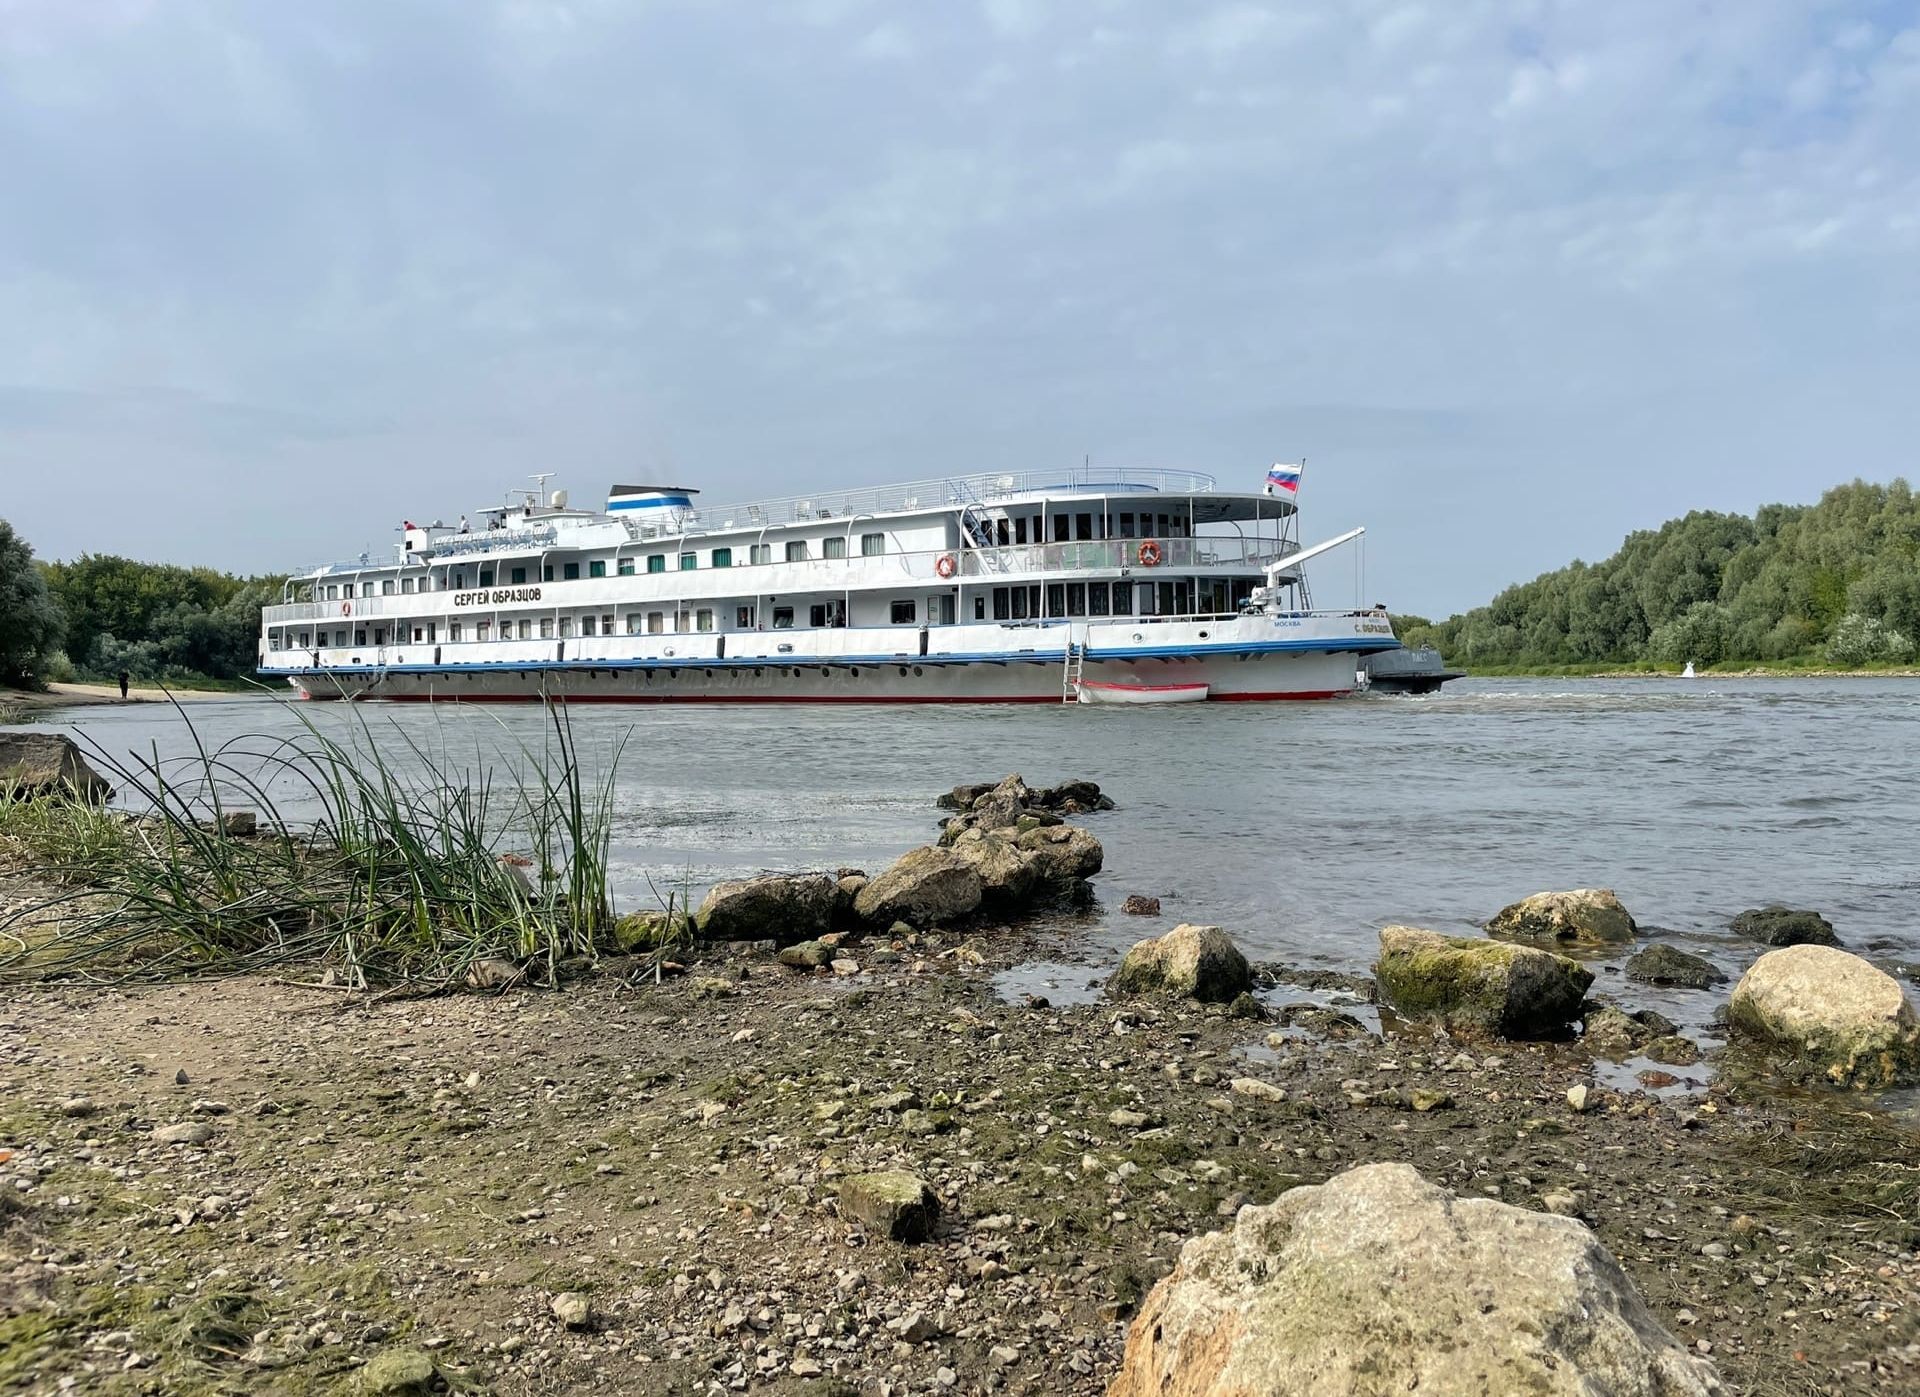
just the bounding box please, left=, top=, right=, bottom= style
left=785, top=540, right=808, bottom=562
left=890, top=599, right=916, bottom=624
left=823, top=537, right=845, bottom=560
left=861, top=533, right=885, bottom=557
left=711, top=547, right=732, bottom=568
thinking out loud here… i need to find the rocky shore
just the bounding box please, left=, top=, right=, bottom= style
left=3, top=776, right=1919, bottom=1394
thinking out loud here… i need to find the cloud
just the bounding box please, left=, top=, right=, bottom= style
left=0, top=1, right=1915, bottom=612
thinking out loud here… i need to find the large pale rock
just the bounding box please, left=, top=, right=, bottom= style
left=1731, top=905, right=1838, bottom=947
left=1109, top=1162, right=1720, bottom=1397
left=947, top=828, right=1042, bottom=906
left=1726, top=944, right=1920, bottom=1088
left=1111, top=924, right=1252, bottom=1004
left=693, top=873, right=836, bottom=944
left=1015, top=822, right=1103, bottom=885
left=1375, top=926, right=1592, bottom=1039
left=853, top=846, right=983, bottom=926
left=0, top=731, right=113, bottom=803
left=1488, top=888, right=1637, bottom=946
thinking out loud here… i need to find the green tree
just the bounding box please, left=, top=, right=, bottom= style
left=1419, top=479, right=1918, bottom=668
left=0, top=518, right=67, bottom=688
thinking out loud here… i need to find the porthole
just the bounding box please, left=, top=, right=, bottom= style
left=1198, top=630, right=1210, bottom=639
left=899, top=666, right=908, bottom=677
left=913, top=666, right=924, bottom=677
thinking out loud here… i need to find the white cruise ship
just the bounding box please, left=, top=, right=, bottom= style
left=258, top=468, right=1401, bottom=704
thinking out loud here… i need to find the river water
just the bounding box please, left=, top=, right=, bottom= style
left=24, top=679, right=1920, bottom=1019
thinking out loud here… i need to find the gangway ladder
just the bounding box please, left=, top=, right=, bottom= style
left=1061, top=639, right=1087, bottom=703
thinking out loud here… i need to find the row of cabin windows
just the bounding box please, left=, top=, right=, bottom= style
left=315, top=534, right=899, bottom=598
left=978, top=511, right=1191, bottom=547
left=975, top=578, right=1248, bottom=620
left=273, top=595, right=930, bottom=652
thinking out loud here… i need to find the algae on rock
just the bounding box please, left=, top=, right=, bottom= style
left=1374, top=925, right=1592, bottom=1039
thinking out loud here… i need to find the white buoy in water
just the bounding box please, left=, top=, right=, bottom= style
left=1681, top=660, right=1696, bottom=678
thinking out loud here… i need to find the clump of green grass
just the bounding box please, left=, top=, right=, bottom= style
left=0, top=697, right=626, bottom=990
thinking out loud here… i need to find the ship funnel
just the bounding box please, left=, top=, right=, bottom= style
left=607, top=483, right=699, bottom=530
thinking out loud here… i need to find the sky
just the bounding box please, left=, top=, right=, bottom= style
left=2, top=0, right=1917, bottom=616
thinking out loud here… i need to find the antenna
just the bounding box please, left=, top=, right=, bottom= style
left=529, top=472, right=556, bottom=507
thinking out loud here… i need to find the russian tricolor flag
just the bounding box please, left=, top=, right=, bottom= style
left=1265, top=463, right=1302, bottom=495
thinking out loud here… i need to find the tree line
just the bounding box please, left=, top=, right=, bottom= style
left=1398, top=479, right=1920, bottom=669
left=0, top=517, right=282, bottom=689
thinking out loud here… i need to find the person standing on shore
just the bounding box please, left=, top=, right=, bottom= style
left=117, top=670, right=129, bottom=700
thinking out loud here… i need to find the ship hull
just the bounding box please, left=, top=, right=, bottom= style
left=285, top=647, right=1361, bottom=704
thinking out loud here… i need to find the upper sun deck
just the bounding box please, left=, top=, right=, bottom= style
left=299, top=466, right=1293, bottom=577
left=685, top=466, right=1225, bottom=531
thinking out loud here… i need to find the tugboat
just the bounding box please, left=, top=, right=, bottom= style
left=1358, top=645, right=1466, bottom=695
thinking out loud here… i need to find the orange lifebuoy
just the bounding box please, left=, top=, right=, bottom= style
left=935, top=553, right=958, bottom=579
left=340, top=601, right=353, bottom=617
left=1138, top=539, right=1163, bottom=567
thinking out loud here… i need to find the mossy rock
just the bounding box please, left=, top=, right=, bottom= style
left=613, top=910, right=692, bottom=954
left=1731, top=905, right=1838, bottom=948
left=1624, top=943, right=1725, bottom=988
left=1111, top=924, right=1252, bottom=1004
left=838, top=1170, right=940, bottom=1242
left=361, top=1347, right=440, bottom=1394
left=1487, top=889, right=1636, bottom=946
left=1726, top=944, right=1920, bottom=1088
left=1374, top=926, right=1592, bottom=1039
